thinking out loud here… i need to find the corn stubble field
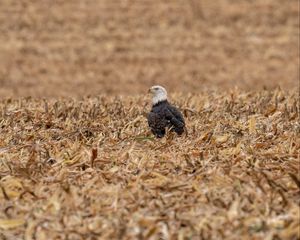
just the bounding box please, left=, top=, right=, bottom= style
left=0, top=0, right=300, bottom=239
left=0, top=90, right=299, bottom=239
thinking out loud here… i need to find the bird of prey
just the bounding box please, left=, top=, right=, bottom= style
left=147, top=85, right=185, bottom=138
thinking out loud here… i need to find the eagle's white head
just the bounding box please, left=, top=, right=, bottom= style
left=148, top=85, right=168, bottom=105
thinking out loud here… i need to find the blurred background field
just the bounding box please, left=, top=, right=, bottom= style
left=0, top=0, right=298, bottom=97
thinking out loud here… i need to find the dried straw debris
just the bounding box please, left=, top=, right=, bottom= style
left=0, top=89, right=299, bottom=239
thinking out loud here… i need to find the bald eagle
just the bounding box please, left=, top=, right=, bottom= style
left=147, top=85, right=185, bottom=138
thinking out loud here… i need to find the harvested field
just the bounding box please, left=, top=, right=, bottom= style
left=0, top=0, right=299, bottom=97
left=0, top=0, right=299, bottom=239
left=0, top=89, right=299, bottom=239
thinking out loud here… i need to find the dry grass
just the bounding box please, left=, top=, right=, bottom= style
left=0, top=89, right=299, bottom=239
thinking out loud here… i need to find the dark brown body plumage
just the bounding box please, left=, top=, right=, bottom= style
left=147, top=100, right=185, bottom=138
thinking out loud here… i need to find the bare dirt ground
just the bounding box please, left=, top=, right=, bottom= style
left=0, top=0, right=299, bottom=97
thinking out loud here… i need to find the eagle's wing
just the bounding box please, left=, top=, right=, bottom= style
left=165, top=105, right=185, bottom=128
